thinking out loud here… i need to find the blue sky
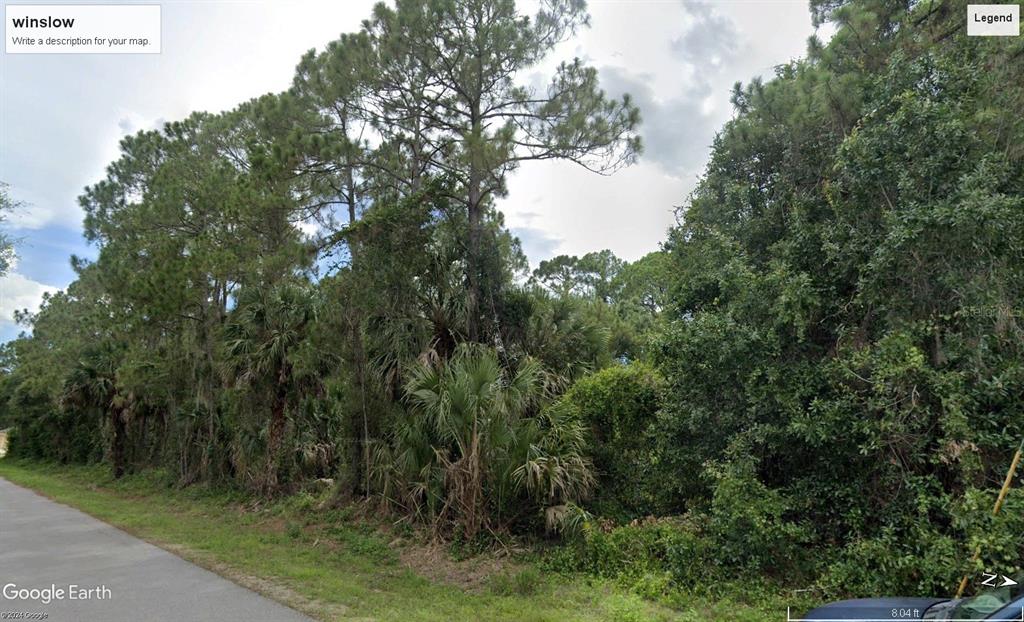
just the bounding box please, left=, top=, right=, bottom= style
left=0, top=0, right=827, bottom=343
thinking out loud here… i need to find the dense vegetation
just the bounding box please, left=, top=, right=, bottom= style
left=4, top=0, right=1024, bottom=610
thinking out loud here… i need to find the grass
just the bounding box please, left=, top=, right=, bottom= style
left=0, top=459, right=801, bottom=621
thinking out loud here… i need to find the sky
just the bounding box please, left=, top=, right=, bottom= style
left=0, top=0, right=830, bottom=342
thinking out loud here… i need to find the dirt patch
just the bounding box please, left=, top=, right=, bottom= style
left=309, top=496, right=525, bottom=592
left=398, top=542, right=522, bottom=591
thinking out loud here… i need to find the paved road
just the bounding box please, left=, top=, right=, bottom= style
left=0, top=477, right=312, bottom=621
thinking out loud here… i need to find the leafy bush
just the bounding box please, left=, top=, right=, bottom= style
left=819, top=526, right=961, bottom=600
left=7, top=408, right=103, bottom=464
left=558, top=362, right=666, bottom=518
left=703, top=458, right=811, bottom=574
left=546, top=517, right=713, bottom=588
left=547, top=505, right=808, bottom=598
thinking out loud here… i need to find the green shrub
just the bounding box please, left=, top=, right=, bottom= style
left=545, top=517, right=715, bottom=590
left=703, top=458, right=811, bottom=574
left=819, top=525, right=961, bottom=598
left=818, top=486, right=1024, bottom=599
left=545, top=459, right=814, bottom=603
left=7, top=407, right=103, bottom=465
left=559, top=362, right=666, bottom=518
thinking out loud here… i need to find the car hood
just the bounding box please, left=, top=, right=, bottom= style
left=803, top=597, right=950, bottom=621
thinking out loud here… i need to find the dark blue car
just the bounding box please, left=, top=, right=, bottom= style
left=803, top=576, right=1024, bottom=620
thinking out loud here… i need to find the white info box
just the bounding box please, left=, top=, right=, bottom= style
left=5, top=4, right=161, bottom=54
left=967, top=4, right=1020, bottom=36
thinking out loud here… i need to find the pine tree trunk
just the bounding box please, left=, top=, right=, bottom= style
left=466, top=171, right=483, bottom=342
left=350, top=316, right=371, bottom=497
left=111, top=406, right=126, bottom=479
left=345, top=175, right=372, bottom=499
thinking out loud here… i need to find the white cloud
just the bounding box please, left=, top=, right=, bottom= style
left=8, top=200, right=58, bottom=231
left=297, top=219, right=320, bottom=238
left=0, top=272, right=59, bottom=326
left=501, top=1, right=822, bottom=265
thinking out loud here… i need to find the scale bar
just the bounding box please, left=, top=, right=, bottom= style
left=787, top=605, right=1024, bottom=621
